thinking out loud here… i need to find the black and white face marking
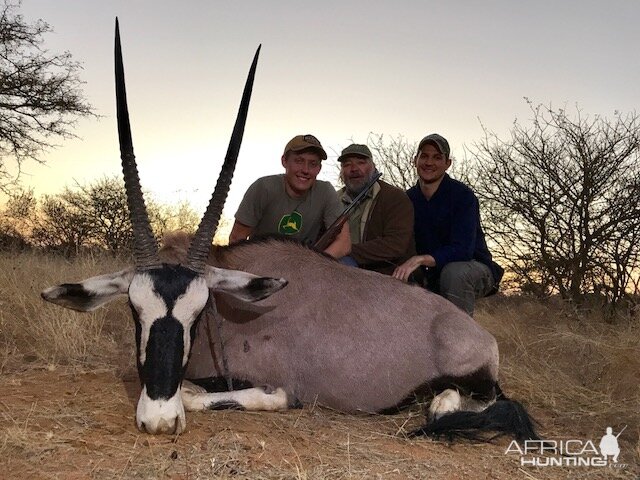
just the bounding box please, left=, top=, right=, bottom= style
left=41, top=261, right=287, bottom=435
left=130, top=264, right=209, bottom=435
left=130, top=264, right=288, bottom=434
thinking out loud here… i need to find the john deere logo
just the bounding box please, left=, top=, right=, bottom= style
left=278, top=211, right=302, bottom=235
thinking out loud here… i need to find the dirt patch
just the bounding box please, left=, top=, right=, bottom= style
left=1, top=368, right=636, bottom=479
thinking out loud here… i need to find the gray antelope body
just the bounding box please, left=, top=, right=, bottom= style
left=42, top=20, right=539, bottom=442
left=181, top=237, right=498, bottom=413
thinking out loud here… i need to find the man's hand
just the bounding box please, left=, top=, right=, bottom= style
left=392, top=255, right=435, bottom=282
left=324, top=222, right=351, bottom=259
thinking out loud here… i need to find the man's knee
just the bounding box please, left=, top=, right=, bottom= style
left=442, top=261, right=492, bottom=294
left=440, top=262, right=473, bottom=292
left=437, top=262, right=473, bottom=314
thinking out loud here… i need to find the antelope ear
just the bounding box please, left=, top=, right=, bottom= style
left=41, top=268, right=135, bottom=312
left=203, top=266, right=287, bottom=302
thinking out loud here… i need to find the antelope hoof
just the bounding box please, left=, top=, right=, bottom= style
left=429, top=389, right=461, bottom=420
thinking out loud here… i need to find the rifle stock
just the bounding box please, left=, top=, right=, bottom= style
left=314, top=172, right=382, bottom=251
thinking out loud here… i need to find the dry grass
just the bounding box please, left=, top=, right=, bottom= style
left=0, top=251, right=638, bottom=479
left=0, top=252, right=134, bottom=375
left=480, top=296, right=639, bottom=440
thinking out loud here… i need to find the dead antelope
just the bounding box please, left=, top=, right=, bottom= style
left=42, top=20, right=540, bottom=442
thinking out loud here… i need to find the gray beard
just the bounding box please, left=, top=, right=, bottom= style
left=345, top=171, right=377, bottom=197
left=346, top=184, right=367, bottom=197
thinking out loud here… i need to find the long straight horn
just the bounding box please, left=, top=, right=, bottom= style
left=114, top=18, right=160, bottom=269
left=186, top=45, right=261, bottom=274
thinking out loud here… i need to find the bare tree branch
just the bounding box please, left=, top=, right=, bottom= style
left=470, top=101, right=640, bottom=307
left=0, top=0, right=95, bottom=192
left=366, top=133, right=417, bottom=190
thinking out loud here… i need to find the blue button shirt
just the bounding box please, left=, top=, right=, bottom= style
left=407, top=174, right=498, bottom=282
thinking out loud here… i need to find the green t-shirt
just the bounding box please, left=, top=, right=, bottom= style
left=235, top=175, right=342, bottom=244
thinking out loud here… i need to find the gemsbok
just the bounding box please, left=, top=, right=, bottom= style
left=42, top=19, right=540, bottom=442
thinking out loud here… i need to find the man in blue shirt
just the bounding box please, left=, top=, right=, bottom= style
left=393, top=133, right=502, bottom=316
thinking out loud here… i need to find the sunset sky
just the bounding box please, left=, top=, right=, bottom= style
left=12, top=0, right=640, bottom=219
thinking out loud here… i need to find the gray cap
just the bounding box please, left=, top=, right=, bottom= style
left=337, top=144, right=373, bottom=163
left=417, top=134, right=450, bottom=158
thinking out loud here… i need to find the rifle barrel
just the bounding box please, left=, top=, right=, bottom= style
left=313, top=172, right=382, bottom=250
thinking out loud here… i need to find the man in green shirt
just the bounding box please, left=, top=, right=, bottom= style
left=229, top=134, right=351, bottom=259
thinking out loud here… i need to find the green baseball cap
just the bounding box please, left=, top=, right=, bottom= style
left=337, top=144, right=373, bottom=163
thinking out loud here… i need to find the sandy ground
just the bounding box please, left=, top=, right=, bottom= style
left=1, top=367, right=637, bottom=480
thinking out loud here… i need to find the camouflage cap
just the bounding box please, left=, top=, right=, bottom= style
left=337, top=144, right=373, bottom=163
left=283, top=134, right=327, bottom=160
left=417, top=133, right=450, bottom=158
